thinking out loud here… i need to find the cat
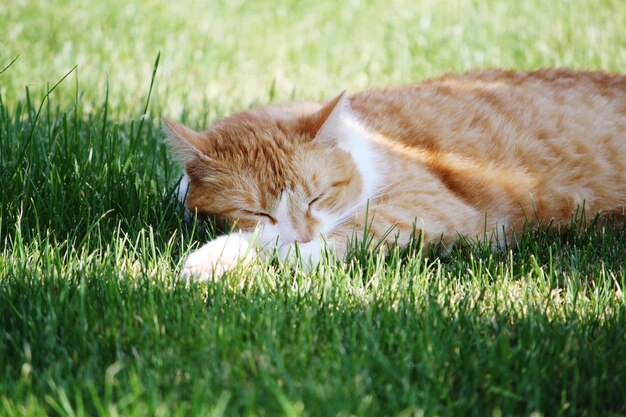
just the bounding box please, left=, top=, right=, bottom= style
left=164, top=68, right=626, bottom=280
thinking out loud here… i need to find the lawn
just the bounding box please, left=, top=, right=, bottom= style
left=1, top=0, right=626, bottom=416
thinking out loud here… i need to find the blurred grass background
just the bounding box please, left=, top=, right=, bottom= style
left=3, top=0, right=626, bottom=115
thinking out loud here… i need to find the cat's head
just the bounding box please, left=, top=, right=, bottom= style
left=164, top=93, right=372, bottom=248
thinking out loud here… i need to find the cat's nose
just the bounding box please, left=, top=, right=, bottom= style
left=298, top=234, right=313, bottom=244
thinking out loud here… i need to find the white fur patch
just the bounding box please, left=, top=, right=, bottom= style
left=274, top=191, right=296, bottom=243
left=177, top=173, right=193, bottom=222
left=338, top=116, right=384, bottom=203
left=319, top=95, right=384, bottom=206
left=181, top=232, right=255, bottom=281
left=316, top=103, right=385, bottom=240
left=177, top=173, right=190, bottom=203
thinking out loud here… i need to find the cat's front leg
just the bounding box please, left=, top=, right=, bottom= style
left=181, top=232, right=256, bottom=281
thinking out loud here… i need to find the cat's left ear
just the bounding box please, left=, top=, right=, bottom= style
left=300, top=92, right=351, bottom=145
left=162, top=117, right=212, bottom=164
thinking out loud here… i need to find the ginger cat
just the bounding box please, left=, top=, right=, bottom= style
left=165, top=69, right=626, bottom=280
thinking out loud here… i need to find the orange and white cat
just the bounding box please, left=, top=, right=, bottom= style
left=165, top=69, right=626, bottom=280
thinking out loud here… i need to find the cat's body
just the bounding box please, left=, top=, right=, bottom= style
left=165, top=69, right=626, bottom=279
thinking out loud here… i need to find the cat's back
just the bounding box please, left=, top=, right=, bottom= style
left=351, top=68, right=626, bottom=154
left=350, top=69, right=626, bottom=220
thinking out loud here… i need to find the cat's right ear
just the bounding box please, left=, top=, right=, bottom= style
left=298, top=92, right=351, bottom=145
left=162, top=118, right=213, bottom=164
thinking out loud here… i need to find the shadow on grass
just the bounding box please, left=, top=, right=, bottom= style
left=1, top=271, right=625, bottom=416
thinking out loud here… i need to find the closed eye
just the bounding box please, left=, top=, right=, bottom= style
left=330, top=178, right=351, bottom=187
left=242, top=210, right=277, bottom=224
left=308, top=193, right=324, bottom=207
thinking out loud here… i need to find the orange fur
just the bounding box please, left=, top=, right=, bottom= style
left=166, top=68, right=626, bottom=278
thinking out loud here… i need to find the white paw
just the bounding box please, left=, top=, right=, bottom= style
left=181, top=234, right=254, bottom=281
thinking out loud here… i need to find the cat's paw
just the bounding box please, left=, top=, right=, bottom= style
left=181, top=235, right=254, bottom=281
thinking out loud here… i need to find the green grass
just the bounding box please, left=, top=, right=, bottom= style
left=2, top=0, right=626, bottom=416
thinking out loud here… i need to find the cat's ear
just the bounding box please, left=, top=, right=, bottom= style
left=300, top=92, right=350, bottom=145
left=162, top=118, right=212, bottom=164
